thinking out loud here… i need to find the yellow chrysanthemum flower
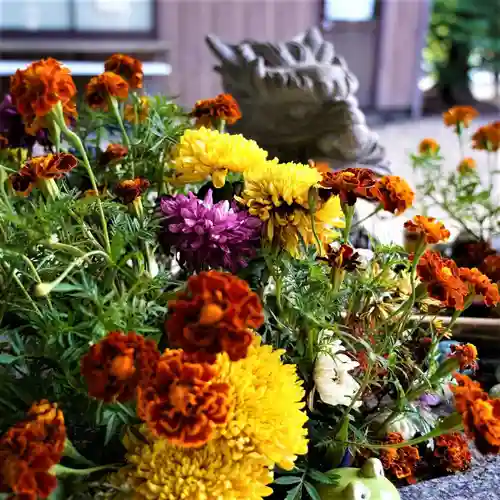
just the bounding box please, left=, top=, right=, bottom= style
left=170, top=127, right=268, bottom=188
left=113, top=342, right=308, bottom=500
left=238, top=160, right=344, bottom=255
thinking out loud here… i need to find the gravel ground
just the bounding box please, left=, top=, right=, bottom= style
left=401, top=455, right=500, bottom=500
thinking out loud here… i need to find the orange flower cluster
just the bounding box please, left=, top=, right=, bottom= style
left=105, top=54, right=143, bottom=90
left=457, top=157, right=476, bottom=175
left=450, top=343, right=478, bottom=371
left=482, top=254, right=500, bottom=282
left=443, top=106, right=479, bottom=129
left=415, top=250, right=469, bottom=310
left=10, top=58, right=77, bottom=135
left=0, top=401, right=66, bottom=500
left=404, top=215, right=450, bottom=244
left=85, top=72, right=129, bottom=110
left=380, top=432, right=420, bottom=484
left=375, top=175, right=415, bottom=215
left=81, top=331, right=160, bottom=403
left=433, top=432, right=471, bottom=473
left=114, top=178, right=150, bottom=204
left=10, top=153, right=78, bottom=196
left=99, top=143, right=128, bottom=166
left=459, top=267, right=500, bottom=306
left=321, top=243, right=360, bottom=271
left=190, top=93, right=242, bottom=128
left=418, top=138, right=439, bottom=155
left=166, top=271, right=264, bottom=362
left=137, top=349, right=231, bottom=447
left=124, top=96, right=150, bottom=124
left=472, top=122, right=500, bottom=151
left=452, top=373, right=500, bottom=455
left=320, top=167, right=380, bottom=206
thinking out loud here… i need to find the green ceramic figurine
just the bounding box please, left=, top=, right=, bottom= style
left=317, top=458, right=401, bottom=500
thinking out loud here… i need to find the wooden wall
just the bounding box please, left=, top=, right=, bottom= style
left=158, top=0, right=321, bottom=107
left=158, top=0, right=430, bottom=112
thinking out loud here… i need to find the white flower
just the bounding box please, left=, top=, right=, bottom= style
left=314, top=337, right=361, bottom=408
left=49, top=234, right=59, bottom=244
left=355, top=248, right=374, bottom=269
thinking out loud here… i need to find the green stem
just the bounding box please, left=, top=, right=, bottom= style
left=6, top=264, right=42, bottom=315
left=333, top=361, right=374, bottom=435
left=51, top=464, right=118, bottom=477
left=342, top=204, right=355, bottom=243
left=34, top=250, right=110, bottom=297
left=217, top=119, right=226, bottom=133
left=19, top=254, right=53, bottom=310
left=63, top=439, right=95, bottom=466
left=108, top=96, right=134, bottom=177
left=352, top=205, right=383, bottom=230
left=50, top=104, right=111, bottom=254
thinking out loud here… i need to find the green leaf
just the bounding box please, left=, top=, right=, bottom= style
left=304, top=481, right=322, bottom=500
left=0, top=354, right=18, bottom=364
left=104, top=414, right=118, bottom=445
left=47, top=480, right=65, bottom=500
left=274, top=476, right=302, bottom=485
left=110, top=231, right=125, bottom=262
left=306, top=469, right=339, bottom=485
left=285, top=484, right=303, bottom=500
left=51, top=283, right=85, bottom=294
left=326, top=415, right=349, bottom=467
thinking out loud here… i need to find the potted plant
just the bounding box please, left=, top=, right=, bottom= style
left=1, top=57, right=500, bottom=500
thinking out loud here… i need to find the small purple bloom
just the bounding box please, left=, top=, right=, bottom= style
left=0, top=94, right=50, bottom=149
left=419, top=392, right=441, bottom=407
left=159, top=190, right=262, bottom=272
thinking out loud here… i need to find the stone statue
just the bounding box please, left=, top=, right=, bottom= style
left=206, top=27, right=390, bottom=175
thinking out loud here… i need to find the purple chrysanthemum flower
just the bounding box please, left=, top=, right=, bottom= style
left=0, top=94, right=50, bottom=149
left=159, top=190, right=262, bottom=272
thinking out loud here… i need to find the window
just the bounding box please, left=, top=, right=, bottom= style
left=0, top=0, right=155, bottom=34
left=323, top=0, right=377, bottom=22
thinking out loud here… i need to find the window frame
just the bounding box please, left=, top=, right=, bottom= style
left=0, top=0, right=158, bottom=39
left=321, top=0, right=382, bottom=23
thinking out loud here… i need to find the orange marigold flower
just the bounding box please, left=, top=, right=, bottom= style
left=85, top=72, right=129, bottom=110
left=0, top=400, right=65, bottom=500
left=459, top=267, right=500, bottom=306
left=452, top=374, right=500, bottom=455
left=166, top=270, right=264, bottom=362
left=104, top=53, right=143, bottom=89
left=375, top=175, right=415, bottom=215
left=404, top=215, right=450, bottom=244
left=433, top=432, right=471, bottom=473
left=472, top=122, right=500, bottom=151
left=481, top=254, right=500, bottom=282
left=191, top=93, right=242, bottom=127
left=99, top=143, right=128, bottom=166
left=418, top=138, right=439, bottom=155
left=124, top=96, right=150, bottom=124
left=114, top=178, right=150, bottom=204
left=320, top=243, right=361, bottom=271
left=443, top=106, right=479, bottom=129
left=9, top=153, right=78, bottom=196
left=415, top=250, right=469, bottom=310
left=10, top=58, right=77, bottom=136
left=320, top=167, right=380, bottom=206
left=137, top=349, right=231, bottom=447
left=457, top=157, right=476, bottom=175
left=451, top=372, right=488, bottom=414
left=81, top=331, right=160, bottom=403
left=380, top=432, right=420, bottom=484
left=450, top=343, right=478, bottom=371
